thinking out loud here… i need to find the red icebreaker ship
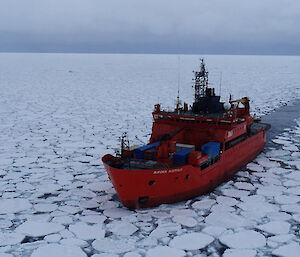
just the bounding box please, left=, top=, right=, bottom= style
left=102, top=59, right=270, bottom=209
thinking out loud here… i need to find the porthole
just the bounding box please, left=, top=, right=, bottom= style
left=148, top=180, right=155, bottom=186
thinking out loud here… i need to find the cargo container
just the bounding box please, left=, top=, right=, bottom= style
left=201, top=142, right=220, bottom=158
left=173, top=149, right=194, bottom=164
left=134, top=142, right=159, bottom=160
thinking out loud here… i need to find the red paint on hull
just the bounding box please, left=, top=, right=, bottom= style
left=103, top=130, right=266, bottom=209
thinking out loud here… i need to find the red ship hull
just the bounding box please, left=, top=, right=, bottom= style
left=102, top=129, right=266, bottom=210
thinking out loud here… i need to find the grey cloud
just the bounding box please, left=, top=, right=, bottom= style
left=0, top=0, right=299, bottom=54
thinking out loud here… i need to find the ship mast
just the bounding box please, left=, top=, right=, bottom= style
left=193, top=59, right=208, bottom=102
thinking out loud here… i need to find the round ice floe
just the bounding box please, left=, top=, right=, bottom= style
left=238, top=195, right=279, bottom=219
left=60, top=238, right=89, bottom=247
left=272, top=139, right=291, bottom=145
left=146, top=246, right=185, bottom=257
left=274, top=195, right=299, bottom=205
left=202, top=226, right=226, bottom=237
left=16, top=221, right=64, bottom=237
left=192, top=199, right=216, bottom=209
left=172, top=216, right=198, bottom=227
left=68, top=222, right=105, bottom=240
left=268, top=234, right=294, bottom=243
left=247, top=163, right=264, bottom=172
left=222, top=188, right=251, bottom=198
left=31, top=244, right=86, bottom=257
left=281, top=204, right=300, bottom=213
left=0, top=232, right=25, bottom=246
left=52, top=215, right=73, bottom=225
left=169, top=232, right=214, bottom=250
left=234, top=182, right=255, bottom=191
left=220, top=230, right=266, bottom=249
left=223, top=249, right=257, bottom=257
left=107, top=221, right=138, bottom=236
left=92, top=238, right=135, bottom=254
left=79, top=214, right=106, bottom=224
left=272, top=242, right=300, bottom=257
left=285, top=171, right=300, bottom=181
left=58, top=205, right=81, bottom=214
left=256, top=185, right=284, bottom=197
left=149, top=222, right=181, bottom=239
left=0, top=198, right=32, bottom=214
left=216, top=196, right=238, bottom=206
left=257, top=221, right=290, bottom=235
left=211, top=204, right=235, bottom=213
left=170, top=209, right=197, bottom=217
left=44, top=233, right=61, bottom=243
left=34, top=203, right=58, bottom=212
left=86, top=181, right=112, bottom=192
left=205, top=211, right=249, bottom=228
left=103, top=208, right=133, bottom=218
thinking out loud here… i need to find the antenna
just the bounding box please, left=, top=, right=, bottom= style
left=219, top=72, right=222, bottom=96
left=177, top=55, right=181, bottom=99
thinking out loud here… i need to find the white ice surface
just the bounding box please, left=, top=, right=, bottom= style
left=169, top=232, right=214, bottom=250
left=0, top=53, right=300, bottom=256
left=219, top=230, right=266, bottom=249
left=31, top=244, right=86, bottom=257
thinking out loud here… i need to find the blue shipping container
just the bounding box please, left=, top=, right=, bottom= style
left=201, top=142, right=220, bottom=158
left=134, top=142, right=159, bottom=160
left=173, top=149, right=194, bottom=164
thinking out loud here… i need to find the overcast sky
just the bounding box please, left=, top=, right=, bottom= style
left=0, top=0, right=299, bottom=55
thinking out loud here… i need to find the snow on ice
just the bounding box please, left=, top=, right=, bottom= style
left=0, top=53, right=300, bottom=256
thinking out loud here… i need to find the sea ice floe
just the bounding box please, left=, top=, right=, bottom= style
left=221, top=188, right=250, bottom=198
left=146, top=246, right=185, bottom=257
left=103, top=208, right=133, bottom=218
left=191, top=199, right=216, bottom=209
left=272, top=242, right=300, bottom=257
left=16, top=221, right=64, bottom=237
left=107, top=220, right=138, bottom=236
left=205, top=211, right=250, bottom=228
left=268, top=234, right=295, bottom=243
left=246, top=163, right=264, bottom=172
left=216, top=196, right=238, bottom=206
left=31, top=244, right=87, bottom=257
left=149, top=222, right=181, bottom=239
left=0, top=198, right=32, bottom=214
left=234, top=182, right=256, bottom=191
left=169, top=232, right=214, bottom=250
left=219, top=230, right=266, bottom=249
left=280, top=204, right=300, bottom=213
left=92, top=238, right=136, bottom=254
left=170, top=208, right=197, bottom=217
left=274, top=194, right=299, bottom=205
left=202, top=226, right=227, bottom=237
left=44, top=233, right=61, bottom=243
left=79, top=214, right=107, bottom=224
left=60, top=238, right=89, bottom=247
left=172, top=215, right=198, bottom=227
left=256, top=185, right=285, bottom=197
left=0, top=232, right=25, bottom=246
left=33, top=203, right=58, bottom=212
left=257, top=221, right=291, bottom=235
left=68, top=222, right=105, bottom=240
